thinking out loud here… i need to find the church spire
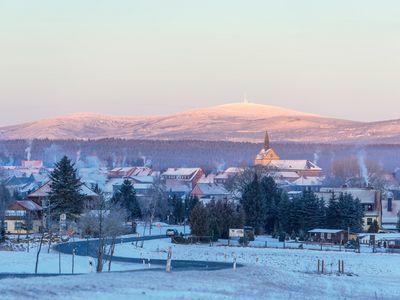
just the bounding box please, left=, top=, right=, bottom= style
left=264, top=131, right=270, bottom=150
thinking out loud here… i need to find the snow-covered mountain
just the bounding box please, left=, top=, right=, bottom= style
left=1, top=102, right=400, bottom=143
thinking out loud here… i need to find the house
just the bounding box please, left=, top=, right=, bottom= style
left=5, top=200, right=43, bottom=234
left=191, top=183, right=231, bottom=202
left=161, top=168, right=204, bottom=197
left=214, top=167, right=244, bottom=185
left=308, top=229, right=349, bottom=244
left=381, top=190, right=400, bottom=230
left=254, top=131, right=323, bottom=186
left=28, top=181, right=99, bottom=208
left=108, top=167, right=153, bottom=178
left=315, top=187, right=382, bottom=231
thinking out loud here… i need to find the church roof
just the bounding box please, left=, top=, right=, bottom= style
left=269, top=160, right=321, bottom=171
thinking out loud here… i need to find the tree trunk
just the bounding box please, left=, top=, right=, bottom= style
left=107, top=236, right=116, bottom=272
left=96, top=238, right=104, bottom=273
left=35, top=233, right=44, bottom=274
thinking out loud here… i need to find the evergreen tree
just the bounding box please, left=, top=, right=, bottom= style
left=172, top=196, right=185, bottom=224
left=190, top=202, right=209, bottom=237
left=112, top=179, right=142, bottom=228
left=260, top=176, right=281, bottom=233
left=241, top=174, right=265, bottom=234
left=277, top=193, right=294, bottom=234
left=185, top=195, right=199, bottom=221
left=326, top=192, right=364, bottom=232
left=49, top=156, right=83, bottom=221
left=297, top=191, right=325, bottom=232
left=326, top=192, right=340, bottom=228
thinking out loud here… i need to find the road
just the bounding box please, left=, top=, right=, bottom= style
left=0, top=234, right=240, bottom=280
left=54, top=234, right=240, bottom=272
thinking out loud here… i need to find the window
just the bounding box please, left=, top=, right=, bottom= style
left=388, top=198, right=393, bottom=212
left=3, top=222, right=7, bottom=230
left=5, top=210, right=26, bottom=217
left=327, top=233, right=332, bottom=239
left=367, top=218, right=373, bottom=225
left=15, top=222, right=24, bottom=230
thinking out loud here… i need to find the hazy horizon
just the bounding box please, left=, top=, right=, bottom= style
left=1, top=0, right=400, bottom=125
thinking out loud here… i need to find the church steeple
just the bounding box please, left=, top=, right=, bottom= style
left=264, top=130, right=270, bottom=150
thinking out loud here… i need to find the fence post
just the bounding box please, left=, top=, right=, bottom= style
left=321, top=259, right=324, bottom=273
left=72, top=248, right=75, bottom=274
left=342, top=260, right=344, bottom=274
left=338, top=259, right=341, bottom=273
left=233, top=257, right=237, bottom=270
left=317, top=259, right=320, bottom=273
left=166, top=247, right=172, bottom=272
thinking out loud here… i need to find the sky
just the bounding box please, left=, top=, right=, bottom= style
left=0, top=0, right=399, bottom=125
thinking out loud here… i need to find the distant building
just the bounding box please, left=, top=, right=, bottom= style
left=192, top=182, right=231, bottom=203
left=28, top=181, right=99, bottom=209
left=108, top=167, right=153, bottom=178
left=21, top=160, right=44, bottom=169
left=161, top=168, right=204, bottom=197
left=5, top=200, right=43, bottom=234
left=254, top=131, right=323, bottom=189
left=214, top=167, right=244, bottom=185
left=381, top=190, right=400, bottom=230
left=308, top=229, right=349, bottom=244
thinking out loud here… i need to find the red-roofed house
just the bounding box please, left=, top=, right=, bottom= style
left=5, top=200, right=43, bottom=234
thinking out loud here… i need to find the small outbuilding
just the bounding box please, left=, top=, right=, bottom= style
left=308, top=228, right=349, bottom=244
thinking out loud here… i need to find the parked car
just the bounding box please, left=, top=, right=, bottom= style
left=166, top=229, right=178, bottom=237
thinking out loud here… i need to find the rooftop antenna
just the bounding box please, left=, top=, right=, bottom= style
left=243, top=93, right=249, bottom=104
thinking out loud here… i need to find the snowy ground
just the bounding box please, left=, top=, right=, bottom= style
left=1, top=232, right=400, bottom=299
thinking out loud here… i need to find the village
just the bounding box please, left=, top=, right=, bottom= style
left=1, top=131, right=399, bottom=250
left=0, top=132, right=400, bottom=299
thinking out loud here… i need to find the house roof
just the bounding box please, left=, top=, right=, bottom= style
left=269, top=160, right=321, bottom=171
left=291, top=176, right=323, bottom=186
left=165, top=181, right=192, bottom=193
left=28, top=181, right=98, bottom=198
left=318, top=188, right=378, bottom=204
left=162, top=168, right=202, bottom=178
left=193, top=183, right=230, bottom=196
left=15, top=200, right=42, bottom=211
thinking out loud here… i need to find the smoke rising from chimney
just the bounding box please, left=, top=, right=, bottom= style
left=357, top=149, right=369, bottom=186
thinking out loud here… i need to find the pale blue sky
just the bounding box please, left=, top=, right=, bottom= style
left=0, top=0, right=399, bottom=125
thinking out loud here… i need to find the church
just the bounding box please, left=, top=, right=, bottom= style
left=254, top=131, right=323, bottom=189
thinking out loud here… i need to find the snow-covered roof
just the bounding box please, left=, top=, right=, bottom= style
left=15, top=200, right=42, bottom=211
left=269, top=160, right=321, bottom=171
left=28, top=181, right=98, bottom=197
left=193, top=183, right=230, bottom=196
left=130, top=175, right=154, bottom=184
left=133, top=183, right=153, bottom=190
left=224, top=167, right=244, bottom=174
left=308, top=229, right=344, bottom=234
left=198, top=174, right=216, bottom=184
left=165, top=181, right=192, bottom=193
left=272, top=171, right=300, bottom=179
left=291, top=176, right=323, bottom=186
left=162, top=168, right=202, bottom=179
left=318, top=188, right=378, bottom=204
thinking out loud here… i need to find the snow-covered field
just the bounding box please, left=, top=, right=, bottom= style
left=1, top=233, right=400, bottom=299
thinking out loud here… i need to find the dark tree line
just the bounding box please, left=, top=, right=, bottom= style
left=241, top=175, right=365, bottom=237
left=2, top=138, right=400, bottom=175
